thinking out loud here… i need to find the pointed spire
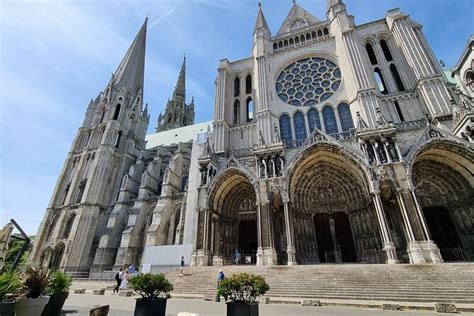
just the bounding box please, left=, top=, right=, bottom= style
left=173, top=55, right=186, bottom=100
left=112, top=18, right=147, bottom=96
left=254, top=2, right=269, bottom=32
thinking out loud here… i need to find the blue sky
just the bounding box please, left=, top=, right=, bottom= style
left=0, top=0, right=472, bottom=235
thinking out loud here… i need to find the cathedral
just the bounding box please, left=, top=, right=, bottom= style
left=30, top=1, right=473, bottom=276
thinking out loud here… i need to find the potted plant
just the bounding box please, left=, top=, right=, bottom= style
left=14, top=266, right=50, bottom=316
left=0, top=272, right=21, bottom=316
left=128, top=273, right=173, bottom=316
left=218, top=273, right=269, bottom=316
left=42, top=270, right=72, bottom=316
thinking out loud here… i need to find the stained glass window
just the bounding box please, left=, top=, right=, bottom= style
left=279, top=114, right=292, bottom=145
left=276, top=57, right=341, bottom=107
left=337, top=103, right=354, bottom=132
left=307, top=108, right=321, bottom=132
left=323, top=106, right=338, bottom=134
left=293, top=111, right=307, bottom=141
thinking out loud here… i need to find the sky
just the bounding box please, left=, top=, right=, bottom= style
left=0, top=0, right=473, bottom=235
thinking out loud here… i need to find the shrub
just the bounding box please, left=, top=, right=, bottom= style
left=128, top=273, right=173, bottom=299
left=14, top=266, right=50, bottom=299
left=218, top=273, right=269, bottom=304
left=46, top=271, right=72, bottom=295
left=0, top=272, right=21, bottom=302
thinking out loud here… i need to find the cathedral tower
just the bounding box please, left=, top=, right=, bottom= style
left=156, top=56, right=195, bottom=132
left=30, top=19, right=150, bottom=275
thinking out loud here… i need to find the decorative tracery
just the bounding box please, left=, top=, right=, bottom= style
left=276, top=57, right=341, bottom=107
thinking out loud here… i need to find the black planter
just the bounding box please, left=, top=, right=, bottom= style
left=42, top=291, right=69, bottom=316
left=0, top=301, right=16, bottom=316
left=134, top=298, right=167, bottom=316
left=226, top=302, right=259, bottom=316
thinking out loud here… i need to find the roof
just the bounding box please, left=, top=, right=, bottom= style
left=452, top=34, right=473, bottom=73
left=145, top=121, right=212, bottom=149
left=277, top=4, right=321, bottom=36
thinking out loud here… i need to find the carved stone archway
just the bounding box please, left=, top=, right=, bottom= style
left=412, top=140, right=474, bottom=261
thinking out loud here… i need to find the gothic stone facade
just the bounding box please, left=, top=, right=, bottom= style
left=191, top=2, right=474, bottom=267
left=30, top=19, right=197, bottom=275
left=31, top=2, right=474, bottom=274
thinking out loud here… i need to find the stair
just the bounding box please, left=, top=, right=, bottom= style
left=164, top=263, right=474, bottom=303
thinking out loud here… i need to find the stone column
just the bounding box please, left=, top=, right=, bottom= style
left=256, top=203, right=264, bottom=266
left=372, top=191, right=399, bottom=264
left=283, top=201, right=297, bottom=265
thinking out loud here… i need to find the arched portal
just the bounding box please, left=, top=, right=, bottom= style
left=209, top=171, right=257, bottom=264
left=412, top=142, right=474, bottom=261
left=289, top=144, right=384, bottom=264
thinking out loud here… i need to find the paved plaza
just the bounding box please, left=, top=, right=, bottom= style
left=62, top=294, right=472, bottom=316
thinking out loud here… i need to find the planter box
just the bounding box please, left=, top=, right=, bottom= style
left=226, top=302, right=259, bottom=316
left=0, top=301, right=16, bottom=316
left=42, top=291, right=69, bottom=316
left=15, top=296, right=50, bottom=316
left=134, top=298, right=167, bottom=316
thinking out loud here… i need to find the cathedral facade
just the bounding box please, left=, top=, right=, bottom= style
left=31, top=1, right=473, bottom=275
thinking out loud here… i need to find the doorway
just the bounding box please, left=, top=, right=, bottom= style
left=238, top=220, right=257, bottom=264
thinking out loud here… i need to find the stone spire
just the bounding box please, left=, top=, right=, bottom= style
left=172, top=55, right=186, bottom=100
left=156, top=56, right=195, bottom=132
left=112, top=18, right=147, bottom=97
left=254, top=2, right=270, bottom=32
left=326, top=0, right=347, bottom=20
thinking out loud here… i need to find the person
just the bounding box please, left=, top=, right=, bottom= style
left=180, top=256, right=185, bottom=276
left=120, top=269, right=129, bottom=290
left=216, top=269, right=225, bottom=302
left=235, top=249, right=241, bottom=265
left=128, top=264, right=136, bottom=274
left=113, top=268, right=123, bottom=293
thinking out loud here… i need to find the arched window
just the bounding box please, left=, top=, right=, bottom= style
left=317, top=29, right=323, bottom=37
left=76, top=179, right=87, bottom=203
left=115, top=131, right=122, bottom=148
left=300, top=35, right=305, bottom=42
left=374, top=68, right=388, bottom=94
left=323, top=28, right=329, bottom=35
left=289, top=38, right=294, bottom=45
left=311, top=31, right=316, bottom=39
left=99, top=109, right=105, bottom=123
left=293, top=111, right=307, bottom=142
left=233, top=99, right=240, bottom=124
left=394, top=101, right=405, bottom=122
left=245, top=75, right=252, bottom=94
left=380, top=39, right=393, bottom=61
left=390, top=64, right=405, bottom=92
left=365, top=43, right=378, bottom=65
left=337, top=103, right=354, bottom=132
left=323, top=106, right=338, bottom=134
left=307, top=108, right=321, bottom=132
left=246, top=97, right=254, bottom=122
left=278, top=41, right=283, bottom=48
left=234, top=77, right=240, bottom=97
left=62, top=183, right=71, bottom=205
left=279, top=114, right=292, bottom=145
left=284, top=39, right=288, bottom=46
left=113, top=104, right=121, bottom=120
left=306, top=33, right=311, bottom=41
left=62, top=214, right=76, bottom=239
left=180, top=176, right=188, bottom=191
left=273, top=43, right=278, bottom=50
left=295, top=37, right=299, bottom=44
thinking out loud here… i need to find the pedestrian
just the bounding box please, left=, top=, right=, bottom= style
left=128, top=264, right=136, bottom=274
left=120, top=269, right=129, bottom=290
left=113, top=268, right=123, bottom=293
left=235, top=249, right=241, bottom=265
left=180, top=256, right=185, bottom=276
left=216, top=269, right=225, bottom=302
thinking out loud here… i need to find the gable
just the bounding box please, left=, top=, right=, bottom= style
left=277, top=4, right=321, bottom=36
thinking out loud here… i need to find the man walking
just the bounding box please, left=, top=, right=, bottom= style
left=113, top=268, right=123, bottom=293
left=180, top=256, right=185, bottom=276
left=216, top=269, right=225, bottom=302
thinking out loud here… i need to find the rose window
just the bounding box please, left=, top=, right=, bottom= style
left=275, top=57, right=341, bottom=107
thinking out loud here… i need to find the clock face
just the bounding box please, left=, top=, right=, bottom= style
left=275, top=57, right=341, bottom=107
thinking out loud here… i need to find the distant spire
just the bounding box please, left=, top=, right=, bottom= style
left=112, top=18, right=147, bottom=96
left=173, top=55, right=186, bottom=100
left=254, top=2, right=270, bottom=32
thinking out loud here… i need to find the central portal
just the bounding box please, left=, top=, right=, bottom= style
left=239, top=220, right=258, bottom=264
